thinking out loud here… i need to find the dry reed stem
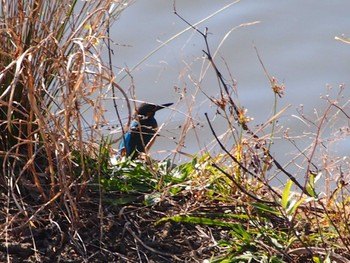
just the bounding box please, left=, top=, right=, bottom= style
left=0, top=0, right=132, bottom=235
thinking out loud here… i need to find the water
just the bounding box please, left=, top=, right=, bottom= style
left=104, top=0, right=350, bottom=189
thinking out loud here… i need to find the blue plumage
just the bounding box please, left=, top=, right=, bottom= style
left=118, top=102, right=172, bottom=159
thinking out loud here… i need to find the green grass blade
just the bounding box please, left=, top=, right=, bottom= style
left=251, top=203, right=281, bottom=216
left=157, top=215, right=239, bottom=228
left=281, top=180, right=292, bottom=209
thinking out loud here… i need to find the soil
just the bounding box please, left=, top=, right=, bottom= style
left=1, top=189, right=348, bottom=262
left=0, top=189, right=230, bottom=263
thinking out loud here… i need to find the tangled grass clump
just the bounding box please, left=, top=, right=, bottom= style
left=0, top=0, right=131, bottom=258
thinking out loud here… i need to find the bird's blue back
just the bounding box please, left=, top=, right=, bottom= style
left=118, top=116, right=158, bottom=158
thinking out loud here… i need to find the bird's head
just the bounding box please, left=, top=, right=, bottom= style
left=136, top=102, right=173, bottom=118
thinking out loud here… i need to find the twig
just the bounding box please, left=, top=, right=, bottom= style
left=106, top=17, right=127, bottom=138
left=288, top=247, right=350, bottom=263
left=174, top=2, right=310, bottom=198
left=174, top=3, right=242, bottom=120
left=205, top=113, right=279, bottom=204
left=124, top=221, right=180, bottom=259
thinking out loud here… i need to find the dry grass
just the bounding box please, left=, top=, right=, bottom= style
left=0, top=0, right=131, bottom=248
left=1, top=1, right=350, bottom=262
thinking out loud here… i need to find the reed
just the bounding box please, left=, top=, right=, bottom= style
left=1, top=1, right=350, bottom=261
left=0, top=0, right=130, bottom=222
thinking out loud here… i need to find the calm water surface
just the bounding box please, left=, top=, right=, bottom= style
left=105, top=0, right=350, bottom=187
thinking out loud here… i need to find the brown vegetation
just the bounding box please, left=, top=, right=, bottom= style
left=1, top=1, right=350, bottom=262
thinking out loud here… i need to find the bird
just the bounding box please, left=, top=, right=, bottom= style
left=118, top=102, right=173, bottom=159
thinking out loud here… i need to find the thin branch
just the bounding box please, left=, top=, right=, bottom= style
left=176, top=7, right=308, bottom=196
left=205, top=113, right=280, bottom=204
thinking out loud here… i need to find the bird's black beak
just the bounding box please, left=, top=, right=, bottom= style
left=154, top=103, right=173, bottom=112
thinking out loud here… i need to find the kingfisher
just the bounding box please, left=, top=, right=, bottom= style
left=118, top=102, right=173, bottom=159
